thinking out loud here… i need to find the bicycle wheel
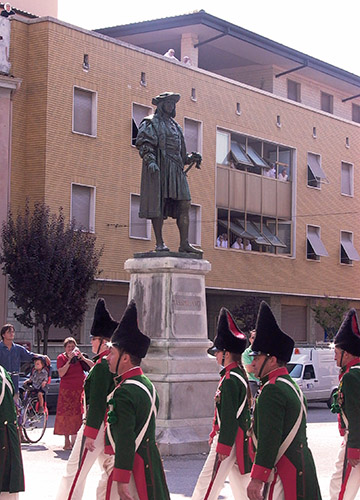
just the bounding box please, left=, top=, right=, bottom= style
left=22, top=397, right=48, bottom=443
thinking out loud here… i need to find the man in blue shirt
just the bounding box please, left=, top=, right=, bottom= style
left=0, top=323, right=50, bottom=398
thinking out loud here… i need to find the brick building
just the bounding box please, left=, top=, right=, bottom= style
left=1, top=11, right=360, bottom=353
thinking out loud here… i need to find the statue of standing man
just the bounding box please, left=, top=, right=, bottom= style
left=135, top=92, right=203, bottom=255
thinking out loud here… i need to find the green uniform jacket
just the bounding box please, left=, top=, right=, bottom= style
left=336, top=358, right=360, bottom=459
left=252, top=367, right=321, bottom=499
left=210, top=361, right=252, bottom=473
left=105, top=367, right=170, bottom=500
left=0, top=367, right=25, bottom=493
left=83, top=349, right=114, bottom=439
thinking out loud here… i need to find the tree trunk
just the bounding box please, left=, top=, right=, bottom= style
left=36, top=327, right=42, bottom=354
left=42, top=323, right=50, bottom=355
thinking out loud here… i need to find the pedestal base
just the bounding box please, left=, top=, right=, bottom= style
left=125, top=256, right=219, bottom=455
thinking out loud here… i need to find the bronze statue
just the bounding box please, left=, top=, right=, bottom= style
left=135, top=92, right=202, bottom=254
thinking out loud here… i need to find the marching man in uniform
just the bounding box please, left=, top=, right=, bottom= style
left=0, top=365, right=24, bottom=499
left=247, top=301, right=322, bottom=500
left=191, top=307, right=252, bottom=500
left=105, top=300, right=170, bottom=500
left=56, top=298, right=118, bottom=500
left=330, top=308, right=360, bottom=500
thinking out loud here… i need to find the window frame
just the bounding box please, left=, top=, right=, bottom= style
left=341, top=161, right=354, bottom=197
left=189, top=203, right=202, bottom=247
left=306, top=225, right=328, bottom=261
left=287, top=79, right=301, bottom=102
left=132, top=102, right=153, bottom=147
left=352, top=103, right=360, bottom=124
left=72, top=86, right=98, bottom=138
left=129, top=193, right=151, bottom=240
left=307, top=152, right=326, bottom=190
left=340, top=230, right=360, bottom=265
left=320, top=91, right=333, bottom=114
left=70, top=183, right=96, bottom=233
left=184, top=117, right=203, bottom=155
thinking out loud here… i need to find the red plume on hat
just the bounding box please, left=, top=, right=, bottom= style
left=334, top=309, right=360, bottom=356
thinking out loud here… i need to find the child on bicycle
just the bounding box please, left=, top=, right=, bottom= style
left=23, top=358, right=49, bottom=413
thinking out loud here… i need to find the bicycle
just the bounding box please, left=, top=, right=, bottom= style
left=17, top=387, right=48, bottom=443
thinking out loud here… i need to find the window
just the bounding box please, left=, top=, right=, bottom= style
left=184, top=118, right=202, bottom=154
left=340, top=231, right=360, bottom=265
left=132, top=103, right=152, bottom=146
left=216, top=130, right=230, bottom=165
left=307, top=153, right=326, bottom=188
left=129, top=194, right=151, bottom=239
left=71, top=184, right=95, bottom=232
left=287, top=80, right=301, bottom=102
left=321, top=92, right=333, bottom=113
left=341, top=162, right=353, bottom=196
left=352, top=103, right=360, bottom=123
left=306, top=225, right=328, bottom=261
left=73, top=87, right=97, bottom=136
left=189, top=204, right=201, bottom=246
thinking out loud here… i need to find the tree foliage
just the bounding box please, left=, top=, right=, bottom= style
left=311, top=297, right=349, bottom=341
left=231, top=296, right=263, bottom=335
left=0, top=202, right=102, bottom=354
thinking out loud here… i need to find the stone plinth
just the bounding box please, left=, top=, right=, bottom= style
left=125, top=255, right=219, bottom=455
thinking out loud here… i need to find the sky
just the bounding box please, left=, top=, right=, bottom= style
left=57, top=0, right=360, bottom=77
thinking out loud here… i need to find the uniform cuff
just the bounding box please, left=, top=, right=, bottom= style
left=83, top=425, right=99, bottom=439
left=105, top=444, right=114, bottom=455
left=216, top=442, right=232, bottom=456
left=348, top=448, right=360, bottom=460
left=251, top=464, right=271, bottom=482
left=113, top=468, right=131, bottom=483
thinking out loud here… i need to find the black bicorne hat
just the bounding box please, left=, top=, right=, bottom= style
left=334, top=308, right=360, bottom=357
left=212, top=307, right=247, bottom=354
left=251, top=301, right=294, bottom=363
left=110, top=300, right=150, bottom=359
left=152, top=92, right=181, bottom=106
left=90, top=298, right=119, bottom=340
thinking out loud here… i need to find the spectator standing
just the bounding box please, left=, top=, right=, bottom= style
left=0, top=323, right=50, bottom=399
left=0, top=3, right=15, bottom=17
left=0, top=365, right=24, bottom=499
left=329, top=308, right=360, bottom=500
left=192, top=308, right=252, bottom=500
left=54, top=337, right=93, bottom=450
left=163, top=48, right=178, bottom=61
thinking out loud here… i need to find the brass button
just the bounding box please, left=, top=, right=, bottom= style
left=146, top=438, right=149, bottom=442
left=299, top=471, right=303, bottom=476
left=300, top=443, right=303, bottom=448
left=146, top=464, right=149, bottom=469
left=4, top=421, right=7, bottom=425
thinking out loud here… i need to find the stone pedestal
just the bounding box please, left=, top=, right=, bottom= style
left=125, top=255, right=219, bottom=455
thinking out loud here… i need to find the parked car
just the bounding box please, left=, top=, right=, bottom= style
left=287, top=344, right=338, bottom=408
left=19, top=359, right=60, bottom=413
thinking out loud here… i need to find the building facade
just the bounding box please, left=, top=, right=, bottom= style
left=3, top=11, right=360, bottom=354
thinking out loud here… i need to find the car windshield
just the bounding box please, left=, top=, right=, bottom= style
left=286, top=363, right=303, bottom=378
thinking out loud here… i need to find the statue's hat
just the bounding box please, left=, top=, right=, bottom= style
left=152, top=92, right=181, bottom=106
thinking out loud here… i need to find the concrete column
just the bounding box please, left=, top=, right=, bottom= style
left=180, top=33, right=199, bottom=67
left=0, top=75, right=21, bottom=326
left=125, top=256, right=219, bottom=455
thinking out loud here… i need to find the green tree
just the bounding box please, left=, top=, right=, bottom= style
left=0, top=202, right=102, bottom=354
left=231, top=296, right=263, bottom=334
left=311, top=298, right=349, bottom=341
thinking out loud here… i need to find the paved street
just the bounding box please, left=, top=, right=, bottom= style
left=19, top=404, right=360, bottom=499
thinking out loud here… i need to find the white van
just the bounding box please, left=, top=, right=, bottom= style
left=286, top=345, right=338, bottom=407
